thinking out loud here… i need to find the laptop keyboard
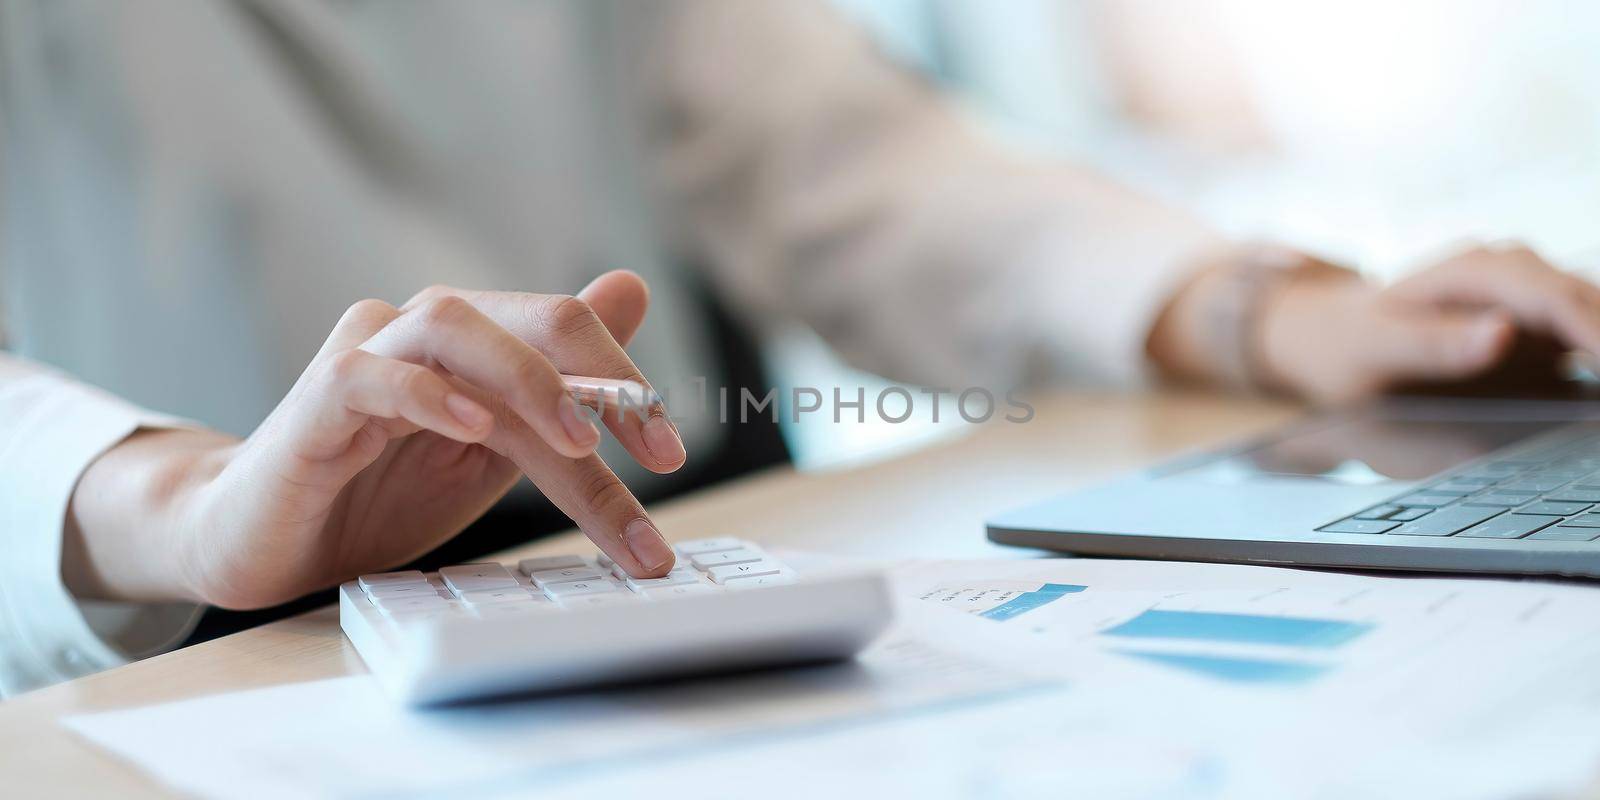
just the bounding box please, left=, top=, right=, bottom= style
left=1319, top=435, right=1600, bottom=542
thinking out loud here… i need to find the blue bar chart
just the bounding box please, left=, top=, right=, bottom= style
left=1102, top=609, right=1373, bottom=649
left=1099, top=607, right=1372, bottom=684
left=975, top=583, right=1087, bottom=622
left=915, top=566, right=1389, bottom=687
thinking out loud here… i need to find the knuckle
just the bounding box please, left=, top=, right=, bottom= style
left=339, top=298, right=397, bottom=327
left=395, top=364, right=434, bottom=397
left=1496, top=239, right=1535, bottom=257
left=416, top=294, right=473, bottom=328
left=575, top=469, right=633, bottom=516
left=404, top=284, right=457, bottom=310
left=323, top=349, right=366, bottom=384
left=1515, top=251, right=1552, bottom=274
left=537, top=294, right=601, bottom=338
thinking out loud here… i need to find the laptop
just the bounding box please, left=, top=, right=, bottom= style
left=987, top=396, right=1600, bottom=577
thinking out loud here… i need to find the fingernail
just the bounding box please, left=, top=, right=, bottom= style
left=625, top=518, right=675, bottom=573
left=445, top=393, right=492, bottom=430
left=559, top=398, right=600, bottom=449
left=643, top=415, right=686, bottom=466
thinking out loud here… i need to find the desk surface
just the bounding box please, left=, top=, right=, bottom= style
left=0, top=391, right=1299, bottom=797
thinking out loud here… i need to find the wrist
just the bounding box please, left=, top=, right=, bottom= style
left=64, top=427, right=237, bottom=604
left=1148, top=243, right=1362, bottom=395
left=1254, top=273, right=1378, bottom=401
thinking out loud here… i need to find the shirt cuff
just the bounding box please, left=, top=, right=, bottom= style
left=0, top=367, right=201, bottom=697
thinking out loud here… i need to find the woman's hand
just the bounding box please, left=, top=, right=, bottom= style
left=64, top=271, right=687, bottom=609
left=1150, top=241, right=1600, bottom=404
left=1257, top=243, right=1600, bottom=403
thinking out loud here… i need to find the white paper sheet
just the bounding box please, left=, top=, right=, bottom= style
left=880, top=559, right=1600, bottom=798
left=64, top=558, right=1600, bottom=799
left=63, top=606, right=1045, bottom=800
left=895, top=558, right=1600, bottom=696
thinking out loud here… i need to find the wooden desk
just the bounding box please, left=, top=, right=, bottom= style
left=0, top=391, right=1298, bottom=797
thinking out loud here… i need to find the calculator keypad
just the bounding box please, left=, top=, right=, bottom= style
left=357, top=538, right=795, bottom=624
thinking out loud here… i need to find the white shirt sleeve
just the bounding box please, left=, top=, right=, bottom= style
left=649, top=0, right=1223, bottom=389
left=0, top=354, right=201, bottom=698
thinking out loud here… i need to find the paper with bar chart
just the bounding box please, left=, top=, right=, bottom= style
left=63, top=554, right=1600, bottom=800
left=900, top=558, right=1600, bottom=692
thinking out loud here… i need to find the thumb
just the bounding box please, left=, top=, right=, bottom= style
left=1363, top=309, right=1515, bottom=385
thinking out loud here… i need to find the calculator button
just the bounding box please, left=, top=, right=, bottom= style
left=624, top=571, right=703, bottom=591
left=639, top=583, right=720, bottom=600
left=439, top=564, right=519, bottom=593
left=675, top=538, right=745, bottom=555
left=529, top=566, right=607, bottom=587
left=364, top=583, right=440, bottom=600
left=613, top=561, right=696, bottom=579
left=518, top=555, right=589, bottom=575
left=723, top=573, right=797, bottom=590
left=689, top=548, right=764, bottom=569
left=358, top=571, right=429, bottom=591
left=707, top=560, right=786, bottom=584
left=542, top=579, right=622, bottom=598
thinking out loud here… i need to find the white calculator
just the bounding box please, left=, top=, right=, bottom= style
left=339, top=538, right=893, bottom=705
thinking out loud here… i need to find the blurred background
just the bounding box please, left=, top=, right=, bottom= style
left=7, top=1, right=1600, bottom=474
left=786, top=0, right=1600, bottom=470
